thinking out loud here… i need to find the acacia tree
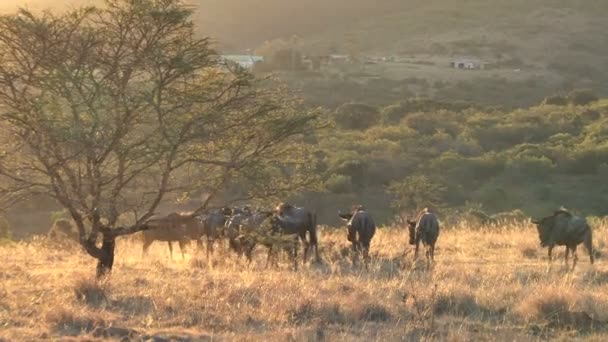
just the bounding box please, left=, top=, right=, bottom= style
left=0, top=0, right=322, bottom=277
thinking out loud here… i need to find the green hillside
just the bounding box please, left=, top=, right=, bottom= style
left=302, top=95, right=608, bottom=224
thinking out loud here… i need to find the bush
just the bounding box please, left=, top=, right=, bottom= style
left=333, top=159, right=368, bottom=188
left=0, top=215, right=11, bottom=239
left=506, top=155, right=554, bottom=180
left=380, top=104, right=405, bottom=125
left=568, top=89, right=598, bottom=106
left=333, top=103, right=380, bottom=130
left=542, top=95, right=568, bottom=106
left=324, top=174, right=352, bottom=194
left=48, top=218, right=78, bottom=241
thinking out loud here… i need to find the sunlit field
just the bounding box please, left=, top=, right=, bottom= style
left=2, top=221, right=608, bottom=341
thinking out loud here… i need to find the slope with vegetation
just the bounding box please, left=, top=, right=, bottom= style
left=198, top=0, right=608, bottom=109
left=304, top=92, right=608, bottom=224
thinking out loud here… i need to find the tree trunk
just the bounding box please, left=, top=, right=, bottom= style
left=96, top=233, right=116, bottom=279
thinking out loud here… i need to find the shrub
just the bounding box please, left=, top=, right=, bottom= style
left=333, top=103, right=380, bottom=130
left=48, top=218, right=78, bottom=241
left=324, top=175, right=352, bottom=194
left=380, top=104, right=406, bottom=125
left=506, top=155, right=554, bottom=180
left=542, top=95, right=568, bottom=106
left=568, top=89, right=598, bottom=106
left=0, top=215, right=11, bottom=239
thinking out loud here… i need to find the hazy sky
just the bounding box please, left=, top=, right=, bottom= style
left=0, top=0, right=101, bottom=12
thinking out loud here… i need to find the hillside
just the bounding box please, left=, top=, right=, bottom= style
left=191, top=0, right=608, bottom=109
left=194, top=0, right=608, bottom=61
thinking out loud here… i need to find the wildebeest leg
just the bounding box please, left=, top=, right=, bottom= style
left=142, top=239, right=153, bottom=258
left=362, top=241, right=371, bottom=270
left=584, top=232, right=594, bottom=265
left=207, top=236, right=214, bottom=259
left=571, top=245, right=578, bottom=270
left=547, top=245, right=553, bottom=264
left=301, top=232, right=309, bottom=264
left=564, top=246, right=570, bottom=269
left=414, top=240, right=420, bottom=260
left=430, top=243, right=435, bottom=262
left=293, top=237, right=299, bottom=272
left=167, top=241, right=174, bottom=260
left=351, top=240, right=359, bottom=267
left=265, top=245, right=273, bottom=268
left=245, top=244, right=254, bottom=264
left=178, top=240, right=187, bottom=260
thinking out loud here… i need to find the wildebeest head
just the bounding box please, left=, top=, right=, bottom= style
left=269, top=215, right=281, bottom=233
left=338, top=211, right=355, bottom=241
left=406, top=219, right=417, bottom=245
left=532, top=209, right=572, bottom=247
left=221, top=207, right=233, bottom=218
left=275, top=202, right=294, bottom=216
left=338, top=211, right=353, bottom=221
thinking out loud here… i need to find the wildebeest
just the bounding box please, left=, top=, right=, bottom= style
left=532, top=208, right=594, bottom=269
left=273, top=203, right=320, bottom=263
left=407, top=208, right=440, bottom=267
left=194, top=208, right=232, bottom=257
left=224, top=206, right=256, bottom=254
left=143, top=208, right=234, bottom=259
left=226, top=209, right=274, bottom=261
left=142, top=213, right=191, bottom=260
left=338, top=205, right=376, bottom=267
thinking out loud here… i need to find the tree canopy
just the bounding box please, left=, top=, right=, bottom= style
left=0, top=0, right=323, bottom=276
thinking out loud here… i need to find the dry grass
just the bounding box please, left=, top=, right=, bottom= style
left=1, top=224, right=608, bottom=341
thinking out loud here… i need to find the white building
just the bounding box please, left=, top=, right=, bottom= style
left=220, top=55, right=264, bottom=69
left=450, top=57, right=483, bottom=70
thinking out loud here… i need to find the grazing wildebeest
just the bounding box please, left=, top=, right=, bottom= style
left=142, top=213, right=191, bottom=260
left=224, top=206, right=256, bottom=254
left=532, top=208, right=594, bottom=269
left=225, top=209, right=272, bottom=257
left=338, top=205, right=376, bottom=267
left=407, top=208, right=440, bottom=267
left=271, top=202, right=320, bottom=267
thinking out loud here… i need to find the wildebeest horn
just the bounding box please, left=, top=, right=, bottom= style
left=531, top=219, right=541, bottom=224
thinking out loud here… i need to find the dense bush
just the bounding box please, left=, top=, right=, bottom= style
left=542, top=95, right=568, bottom=106
left=567, top=89, right=599, bottom=106
left=324, top=174, right=352, bottom=194
left=0, top=215, right=11, bottom=239
left=332, top=103, right=380, bottom=130
left=313, top=96, right=608, bottom=223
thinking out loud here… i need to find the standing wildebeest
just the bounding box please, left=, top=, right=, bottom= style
left=338, top=205, right=376, bottom=267
left=142, top=213, right=191, bottom=260
left=532, top=208, right=594, bottom=269
left=407, top=208, right=440, bottom=267
left=193, top=207, right=232, bottom=257
left=272, top=202, right=320, bottom=266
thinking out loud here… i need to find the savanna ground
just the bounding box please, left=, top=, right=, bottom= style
left=2, top=222, right=608, bottom=341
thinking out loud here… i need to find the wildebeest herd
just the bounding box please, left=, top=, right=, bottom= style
left=136, top=203, right=595, bottom=271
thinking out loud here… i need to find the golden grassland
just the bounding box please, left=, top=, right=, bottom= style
left=2, top=222, right=608, bottom=341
